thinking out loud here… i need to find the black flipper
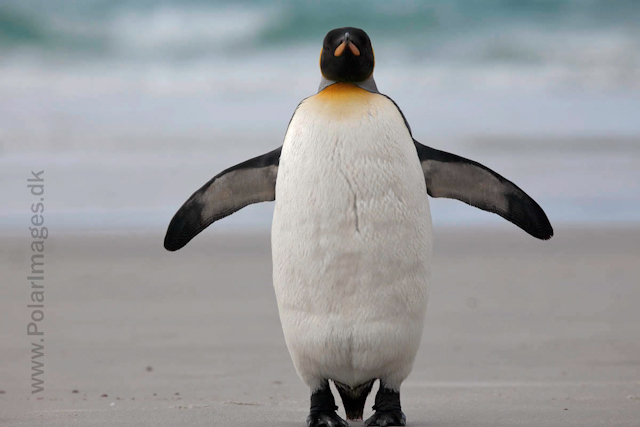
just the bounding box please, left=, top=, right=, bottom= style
left=414, top=140, right=553, bottom=240
left=164, top=147, right=281, bottom=251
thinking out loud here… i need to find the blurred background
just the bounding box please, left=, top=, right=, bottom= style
left=1, top=0, right=639, bottom=232
left=2, top=3, right=640, bottom=425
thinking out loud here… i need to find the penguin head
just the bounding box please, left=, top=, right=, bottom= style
left=320, top=27, right=375, bottom=83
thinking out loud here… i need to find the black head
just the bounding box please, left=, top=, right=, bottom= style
left=320, top=27, right=375, bottom=83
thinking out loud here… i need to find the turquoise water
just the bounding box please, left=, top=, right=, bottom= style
left=2, top=1, right=640, bottom=56
left=1, top=0, right=639, bottom=231
left=2, top=0, right=640, bottom=82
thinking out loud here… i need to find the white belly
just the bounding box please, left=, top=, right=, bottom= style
left=271, top=85, right=432, bottom=390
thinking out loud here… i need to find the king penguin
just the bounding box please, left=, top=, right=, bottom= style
left=164, top=27, right=553, bottom=427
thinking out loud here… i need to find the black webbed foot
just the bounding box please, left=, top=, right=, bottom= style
left=307, top=380, right=349, bottom=427
left=364, top=411, right=406, bottom=426
left=307, top=411, right=349, bottom=427
left=364, top=384, right=406, bottom=426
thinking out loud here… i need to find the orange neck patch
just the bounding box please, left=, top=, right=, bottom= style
left=308, top=83, right=379, bottom=120
left=315, top=82, right=372, bottom=100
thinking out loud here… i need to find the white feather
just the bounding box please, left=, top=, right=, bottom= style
left=272, top=85, right=432, bottom=391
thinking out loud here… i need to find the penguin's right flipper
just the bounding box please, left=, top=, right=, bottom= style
left=164, top=147, right=281, bottom=251
left=414, top=140, right=553, bottom=240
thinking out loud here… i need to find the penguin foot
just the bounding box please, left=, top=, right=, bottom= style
left=308, top=380, right=348, bottom=427
left=364, top=383, right=406, bottom=426
left=364, top=410, right=406, bottom=426
left=307, top=411, right=349, bottom=427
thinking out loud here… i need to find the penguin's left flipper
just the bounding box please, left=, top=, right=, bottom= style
left=164, top=147, right=281, bottom=251
left=414, top=139, right=553, bottom=240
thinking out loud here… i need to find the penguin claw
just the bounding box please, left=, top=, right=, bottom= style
left=307, top=411, right=349, bottom=427
left=364, top=411, right=406, bottom=426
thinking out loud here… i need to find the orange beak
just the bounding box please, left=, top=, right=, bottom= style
left=334, top=41, right=360, bottom=57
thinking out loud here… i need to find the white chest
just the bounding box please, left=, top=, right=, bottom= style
left=275, top=87, right=430, bottom=240
left=271, top=85, right=433, bottom=388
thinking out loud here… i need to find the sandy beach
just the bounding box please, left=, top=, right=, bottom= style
left=1, top=226, right=639, bottom=426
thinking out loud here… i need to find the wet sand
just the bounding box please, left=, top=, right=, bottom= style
left=1, top=227, right=639, bottom=426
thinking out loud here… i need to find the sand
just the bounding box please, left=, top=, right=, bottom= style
left=1, top=226, right=639, bottom=426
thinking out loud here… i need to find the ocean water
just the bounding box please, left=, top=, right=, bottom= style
left=1, top=0, right=639, bottom=232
